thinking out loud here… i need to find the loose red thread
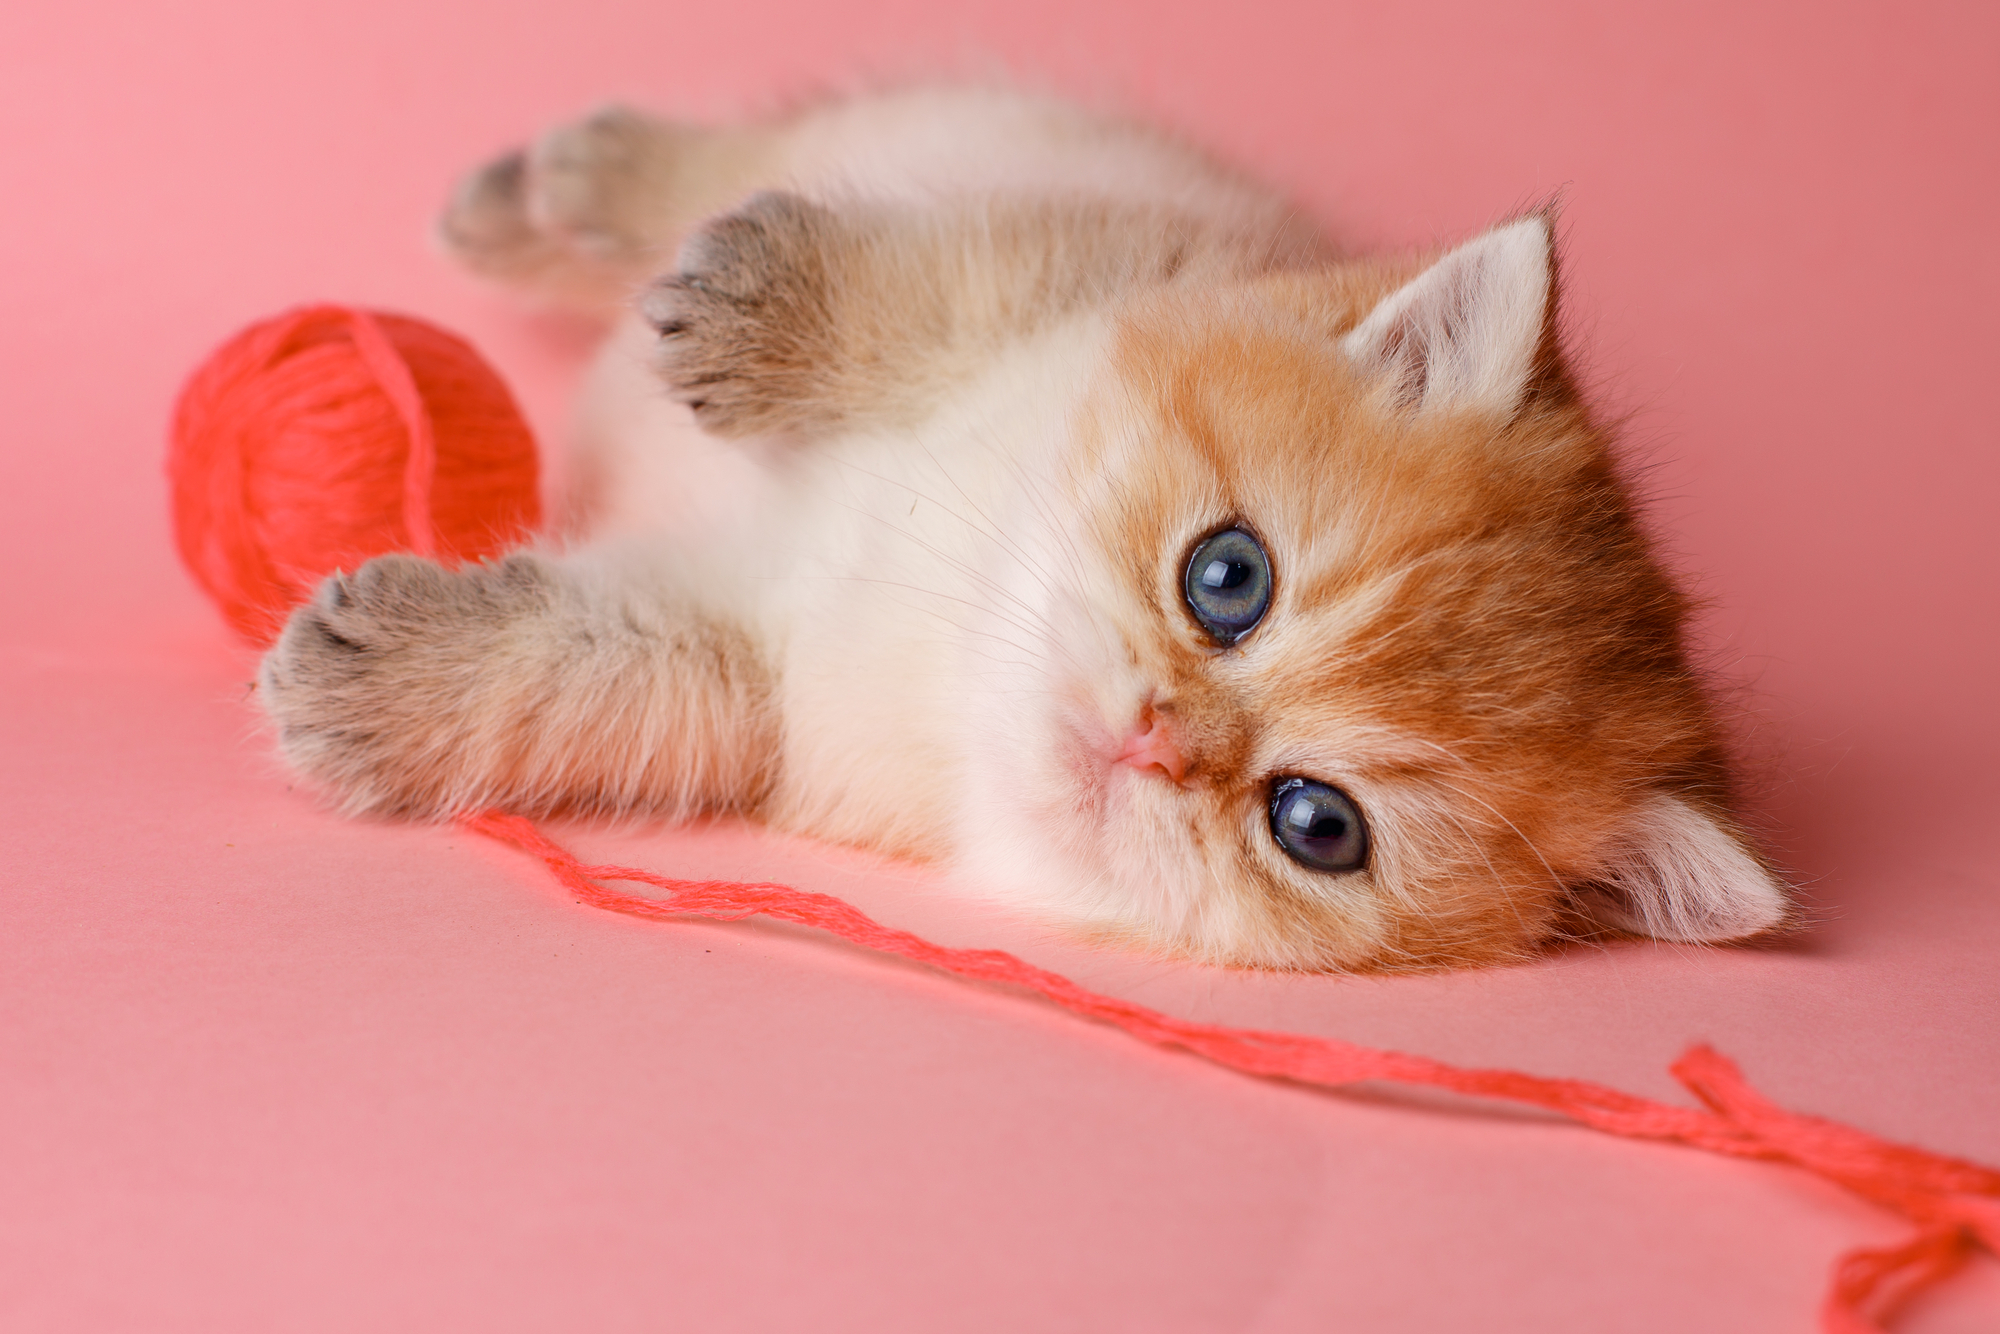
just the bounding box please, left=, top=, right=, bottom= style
left=468, top=812, right=1997, bottom=1333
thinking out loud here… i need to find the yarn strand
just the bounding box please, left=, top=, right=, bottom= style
left=342, top=308, right=439, bottom=558
left=467, top=812, right=1997, bottom=1333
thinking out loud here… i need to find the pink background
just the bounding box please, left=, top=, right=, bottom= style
left=3, top=2, right=1996, bottom=1330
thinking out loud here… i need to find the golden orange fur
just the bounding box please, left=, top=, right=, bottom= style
left=1045, top=275, right=1759, bottom=965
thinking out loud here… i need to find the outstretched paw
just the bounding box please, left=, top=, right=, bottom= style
left=259, top=555, right=553, bottom=815
left=639, top=191, right=843, bottom=438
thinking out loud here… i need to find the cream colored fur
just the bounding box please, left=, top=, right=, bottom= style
left=260, top=86, right=1791, bottom=970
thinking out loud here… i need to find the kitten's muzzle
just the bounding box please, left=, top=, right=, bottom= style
left=1114, top=702, right=1188, bottom=784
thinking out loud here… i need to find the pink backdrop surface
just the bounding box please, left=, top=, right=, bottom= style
left=3, top=2, right=1996, bottom=1330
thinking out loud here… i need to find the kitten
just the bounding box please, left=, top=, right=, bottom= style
left=259, top=86, right=1791, bottom=970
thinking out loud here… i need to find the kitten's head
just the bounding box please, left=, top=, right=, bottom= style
left=962, top=217, right=1790, bottom=970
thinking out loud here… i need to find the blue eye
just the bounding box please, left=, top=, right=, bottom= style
left=1183, top=527, right=1271, bottom=644
left=1269, top=778, right=1369, bottom=873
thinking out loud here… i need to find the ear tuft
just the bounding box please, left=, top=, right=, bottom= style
left=1577, top=794, right=1792, bottom=943
left=1339, top=216, right=1553, bottom=418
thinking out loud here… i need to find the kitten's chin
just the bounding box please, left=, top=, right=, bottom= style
left=952, top=734, right=1147, bottom=928
left=950, top=834, right=1384, bottom=971
left=950, top=762, right=1371, bottom=970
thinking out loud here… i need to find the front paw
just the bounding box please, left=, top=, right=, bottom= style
left=259, top=554, right=551, bottom=815
left=640, top=191, right=839, bottom=437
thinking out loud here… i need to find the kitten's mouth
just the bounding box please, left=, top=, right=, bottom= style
left=1053, top=693, right=1186, bottom=815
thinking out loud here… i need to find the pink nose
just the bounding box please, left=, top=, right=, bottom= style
left=1115, top=703, right=1187, bottom=783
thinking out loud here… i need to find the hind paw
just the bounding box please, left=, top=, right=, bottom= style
left=439, top=106, right=681, bottom=284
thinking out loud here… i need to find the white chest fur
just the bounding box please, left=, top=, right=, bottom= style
left=578, top=305, right=1114, bottom=859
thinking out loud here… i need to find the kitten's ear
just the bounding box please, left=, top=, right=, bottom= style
left=1577, top=794, right=1793, bottom=942
left=1339, top=215, right=1554, bottom=418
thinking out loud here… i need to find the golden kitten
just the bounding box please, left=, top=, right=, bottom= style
left=259, top=86, right=1790, bottom=970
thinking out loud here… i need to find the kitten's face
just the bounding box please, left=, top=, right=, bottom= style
left=960, top=227, right=1787, bottom=970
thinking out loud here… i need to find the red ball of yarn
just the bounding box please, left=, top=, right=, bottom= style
left=169, top=304, right=543, bottom=645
